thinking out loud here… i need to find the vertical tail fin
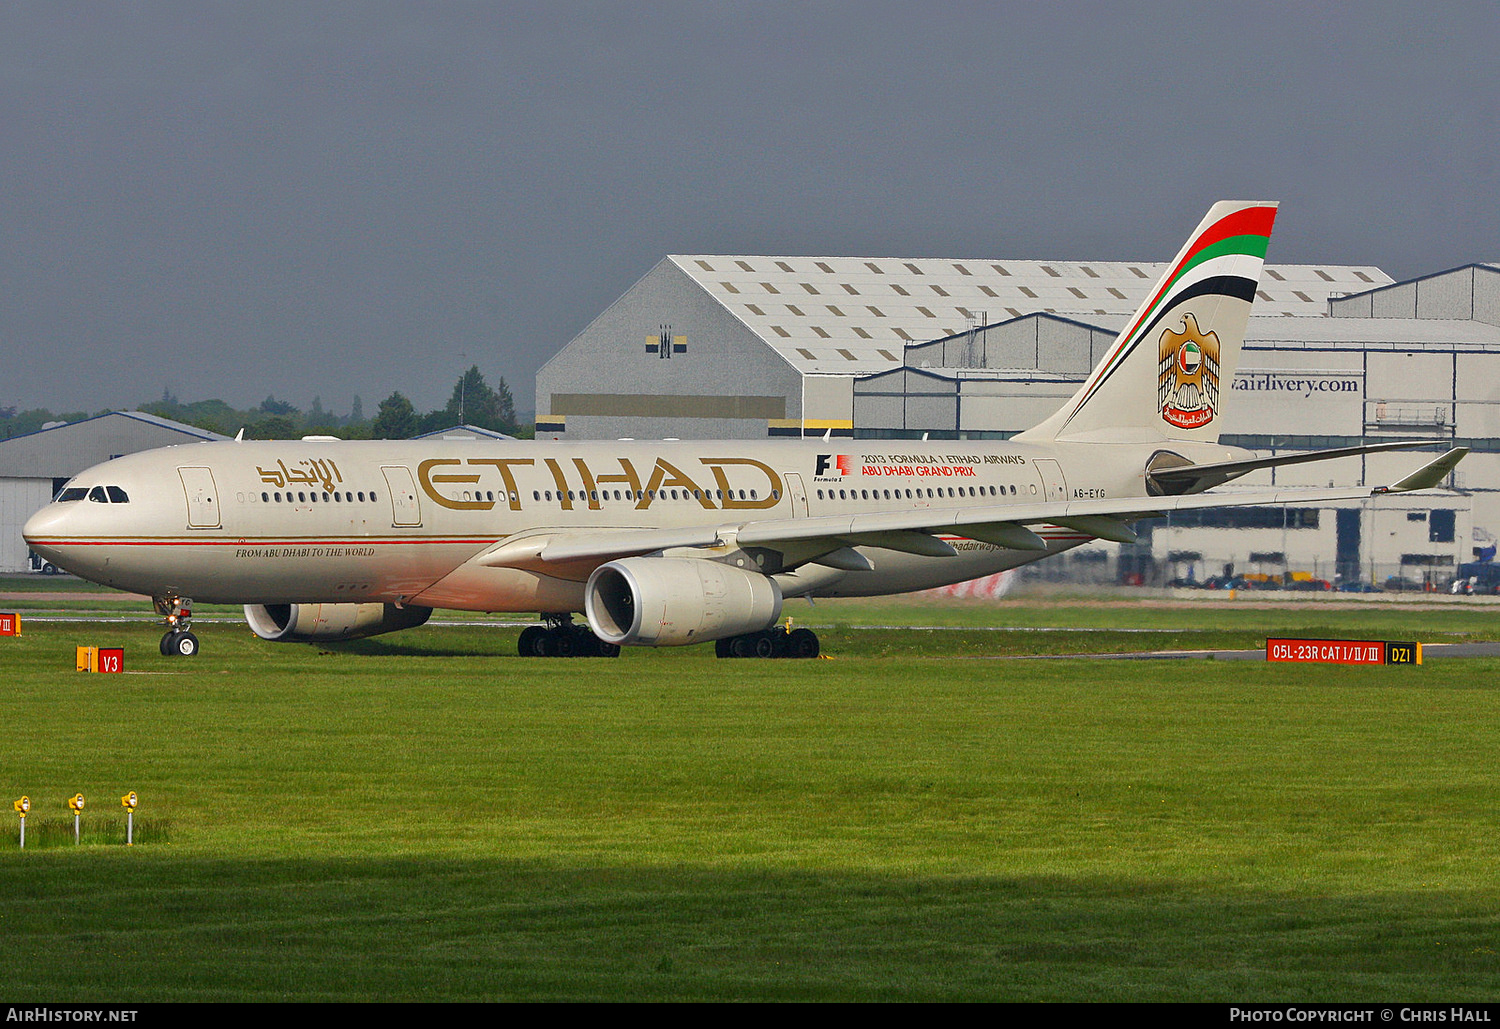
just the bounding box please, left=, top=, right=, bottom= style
left=1016, top=201, right=1278, bottom=443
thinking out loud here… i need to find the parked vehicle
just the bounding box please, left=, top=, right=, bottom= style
left=1202, top=575, right=1251, bottom=590
left=1383, top=576, right=1428, bottom=593
left=1275, top=571, right=1330, bottom=591
left=1449, top=562, right=1500, bottom=595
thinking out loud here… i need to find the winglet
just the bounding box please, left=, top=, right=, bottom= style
left=1374, top=447, right=1468, bottom=494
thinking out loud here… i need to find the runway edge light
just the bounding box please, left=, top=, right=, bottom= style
left=69, top=793, right=84, bottom=844
left=13, top=797, right=28, bottom=849
left=122, top=791, right=138, bottom=846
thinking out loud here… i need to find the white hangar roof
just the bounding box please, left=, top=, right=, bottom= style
left=1246, top=317, right=1500, bottom=350
left=0, top=411, right=227, bottom=479
left=671, top=255, right=1392, bottom=375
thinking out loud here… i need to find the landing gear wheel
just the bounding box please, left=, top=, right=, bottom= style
left=154, top=595, right=198, bottom=656
left=787, top=627, right=820, bottom=659
left=518, top=625, right=548, bottom=657
left=518, top=615, right=622, bottom=657
left=717, top=626, right=822, bottom=659
left=161, top=630, right=199, bottom=657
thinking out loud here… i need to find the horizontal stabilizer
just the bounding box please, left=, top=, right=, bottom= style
left=1376, top=447, right=1468, bottom=493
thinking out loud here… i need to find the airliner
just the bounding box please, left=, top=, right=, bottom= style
left=23, top=202, right=1466, bottom=658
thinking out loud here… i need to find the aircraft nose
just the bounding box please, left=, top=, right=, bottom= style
left=23, top=503, right=63, bottom=542
left=23, top=503, right=75, bottom=565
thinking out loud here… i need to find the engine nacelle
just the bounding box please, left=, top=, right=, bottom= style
left=586, top=557, right=782, bottom=647
left=243, top=603, right=433, bottom=642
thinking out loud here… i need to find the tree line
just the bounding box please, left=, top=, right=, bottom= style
left=0, top=367, right=529, bottom=441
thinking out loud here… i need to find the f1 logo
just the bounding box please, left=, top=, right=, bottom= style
left=815, top=454, right=850, bottom=477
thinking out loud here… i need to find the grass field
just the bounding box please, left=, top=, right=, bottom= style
left=1, top=594, right=1498, bottom=1001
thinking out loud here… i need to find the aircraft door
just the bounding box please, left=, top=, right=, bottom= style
left=178, top=467, right=221, bottom=529
left=381, top=466, right=422, bottom=527
left=1033, top=459, right=1067, bottom=503
left=784, top=473, right=809, bottom=517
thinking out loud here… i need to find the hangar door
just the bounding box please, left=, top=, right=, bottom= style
left=178, top=467, right=221, bottom=529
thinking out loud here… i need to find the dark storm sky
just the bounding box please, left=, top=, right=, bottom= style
left=3, top=1, right=1497, bottom=417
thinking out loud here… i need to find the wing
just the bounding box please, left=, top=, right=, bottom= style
left=480, top=447, right=1467, bottom=572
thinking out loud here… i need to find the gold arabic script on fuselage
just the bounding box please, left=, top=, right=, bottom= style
left=256, top=458, right=344, bottom=493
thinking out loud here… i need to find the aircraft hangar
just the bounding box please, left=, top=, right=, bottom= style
left=538, top=256, right=1500, bottom=588
left=535, top=253, right=1382, bottom=439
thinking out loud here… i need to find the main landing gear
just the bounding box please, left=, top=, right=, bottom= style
left=715, top=623, right=821, bottom=659
left=517, top=614, right=621, bottom=658
left=154, top=595, right=199, bottom=657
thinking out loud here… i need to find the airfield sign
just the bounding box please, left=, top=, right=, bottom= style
left=1266, top=639, right=1422, bottom=665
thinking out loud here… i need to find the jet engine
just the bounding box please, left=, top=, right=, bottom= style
left=243, top=602, right=433, bottom=642
left=585, top=557, right=782, bottom=647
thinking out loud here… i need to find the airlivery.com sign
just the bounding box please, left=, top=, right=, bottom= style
left=1232, top=372, right=1361, bottom=397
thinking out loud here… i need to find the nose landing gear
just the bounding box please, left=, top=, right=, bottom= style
left=154, top=595, right=200, bottom=657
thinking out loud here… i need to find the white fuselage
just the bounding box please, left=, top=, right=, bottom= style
left=23, top=435, right=1236, bottom=611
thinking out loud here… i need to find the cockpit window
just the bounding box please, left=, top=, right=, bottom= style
left=65, top=484, right=129, bottom=503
